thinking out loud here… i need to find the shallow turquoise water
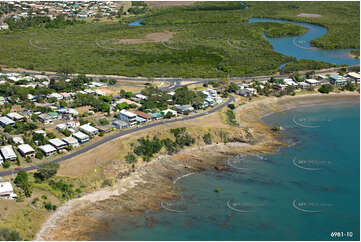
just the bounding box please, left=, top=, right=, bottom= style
left=94, top=102, right=360, bottom=241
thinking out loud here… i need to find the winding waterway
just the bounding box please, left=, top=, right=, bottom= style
left=129, top=5, right=359, bottom=67
left=249, top=18, right=359, bottom=66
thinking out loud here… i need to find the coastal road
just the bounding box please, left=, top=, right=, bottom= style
left=0, top=95, right=235, bottom=177
left=2, top=65, right=358, bottom=92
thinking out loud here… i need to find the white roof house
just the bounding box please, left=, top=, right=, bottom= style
left=73, top=131, right=90, bottom=143
left=62, top=136, right=79, bottom=147
left=119, top=109, right=136, bottom=118
left=305, top=79, right=320, bottom=85
left=34, top=130, right=46, bottom=136
left=6, top=112, right=24, bottom=121
left=161, top=109, right=177, bottom=116
left=17, top=144, right=35, bottom=157
left=39, top=144, right=57, bottom=156
left=135, top=94, right=147, bottom=100
left=48, top=93, right=63, bottom=100
left=48, top=138, right=67, bottom=150
left=0, top=182, right=17, bottom=199
left=0, top=116, right=15, bottom=127
left=347, top=72, right=360, bottom=81
left=12, top=136, right=24, bottom=145
left=56, top=123, right=67, bottom=130
left=79, top=124, right=99, bottom=135
left=283, top=78, right=298, bottom=86
left=0, top=146, right=17, bottom=161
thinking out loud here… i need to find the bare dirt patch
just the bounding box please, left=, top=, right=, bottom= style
left=113, top=31, right=176, bottom=44
left=297, top=13, right=322, bottom=18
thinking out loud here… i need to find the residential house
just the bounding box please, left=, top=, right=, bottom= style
left=0, top=146, right=17, bottom=161
left=62, top=136, right=79, bottom=148
left=118, top=109, right=137, bottom=126
left=38, top=113, right=53, bottom=124
left=135, top=116, right=147, bottom=123
left=39, top=144, right=57, bottom=156
left=151, top=112, right=162, bottom=120
left=346, top=72, right=360, bottom=83
left=305, top=79, right=320, bottom=86
left=112, top=120, right=129, bottom=129
left=7, top=112, right=24, bottom=121
left=79, top=124, right=99, bottom=135
left=48, top=138, right=67, bottom=152
left=34, top=130, right=46, bottom=136
left=0, top=116, right=15, bottom=127
left=283, top=78, right=298, bottom=86
left=0, top=182, right=17, bottom=199
left=175, top=105, right=194, bottom=114
left=73, top=131, right=90, bottom=143
left=12, top=136, right=24, bottom=145
left=135, top=94, right=147, bottom=100
left=135, top=111, right=153, bottom=121
left=298, top=82, right=310, bottom=89
left=48, top=93, right=63, bottom=100
left=56, top=123, right=67, bottom=131
left=67, top=120, right=80, bottom=128
left=17, top=144, right=35, bottom=158
left=329, top=74, right=348, bottom=85
left=161, top=109, right=177, bottom=117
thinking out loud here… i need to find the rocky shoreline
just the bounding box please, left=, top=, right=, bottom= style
left=35, top=92, right=360, bottom=241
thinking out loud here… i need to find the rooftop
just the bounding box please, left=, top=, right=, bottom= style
left=119, top=109, right=137, bottom=118
left=18, top=144, right=35, bottom=154
left=48, top=138, right=67, bottom=148
left=39, top=144, right=57, bottom=153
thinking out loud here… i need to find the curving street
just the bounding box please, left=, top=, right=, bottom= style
left=0, top=95, right=235, bottom=177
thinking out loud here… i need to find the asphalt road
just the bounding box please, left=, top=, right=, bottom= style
left=0, top=95, right=235, bottom=177
left=2, top=65, right=358, bottom=92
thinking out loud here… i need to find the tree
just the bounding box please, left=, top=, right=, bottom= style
left=35, top=150, right=44, bottom=160
left=2, top=160, right=10, bottom=168
left=165, top=111, right=173, bottom=119
left=35, top=162, right=59, bottom=181
left=14, top=170, right=32, bottom=197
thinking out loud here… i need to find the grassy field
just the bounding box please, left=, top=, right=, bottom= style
left=0, top=1, right=358, bottom=77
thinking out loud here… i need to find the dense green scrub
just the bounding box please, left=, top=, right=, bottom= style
left=0, top=1, right=358, bottom=77
left=280, top=59, right=337, bottom=73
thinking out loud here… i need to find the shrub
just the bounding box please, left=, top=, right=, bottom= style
left=228, top=104, right=235, bottom=109
left=35, top=150, right=44, bottom=160
left=271, top=126, right=281, bottom=132
left=318, top=84, right=333, bottom=94
left=0, top=228, right=22, bottom=241
left=203, top=133, right=212, bottom=144
left=125, top=152, right=137, bottom=164
left=2, top=160, right=10, bottom=168
left=34, top=162, right=59, bottom=181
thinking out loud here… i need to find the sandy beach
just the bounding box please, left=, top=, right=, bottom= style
left=35, top=91, right=360, bottom=241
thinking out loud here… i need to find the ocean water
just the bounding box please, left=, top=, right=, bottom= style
left=93, top=102, right=360, bottom=241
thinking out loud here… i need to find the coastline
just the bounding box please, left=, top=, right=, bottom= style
left=35, top=91, right=360, bottom=241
